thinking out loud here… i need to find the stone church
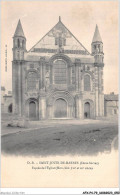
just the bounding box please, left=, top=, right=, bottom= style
left=12, top=17, right=104, bottom=120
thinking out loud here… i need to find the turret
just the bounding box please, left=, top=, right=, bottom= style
left=13, top=19, right=26, bottom=61
left=91, top=25, right=104, bottom=64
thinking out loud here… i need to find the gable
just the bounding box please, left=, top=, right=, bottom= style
left=29, top=20, right=90, bottom=56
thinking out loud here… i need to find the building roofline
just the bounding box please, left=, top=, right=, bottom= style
left=28, top=18, right=91, bottom=55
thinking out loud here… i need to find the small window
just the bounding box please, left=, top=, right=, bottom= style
left=17, top=39, right=20, bottom=48
left=98, top=44, right=100, bottom=52
left=55, top=37, right=58, bottom=45
left=55, top=37, right=66, bottom=46
left=63, top=38, right=66, bottom=46
left=22, top=40, right=24, bottom=48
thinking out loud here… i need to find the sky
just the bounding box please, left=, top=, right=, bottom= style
left=1, top=0, right=119, bottom=94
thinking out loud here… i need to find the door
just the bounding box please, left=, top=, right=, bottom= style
left=8, top=104, right=12, bottom=113
left=84, top=102, right=90, bottom=119
left=29, top=101, right=36, bottom=120
left=54, top=98, right=67, bottom=118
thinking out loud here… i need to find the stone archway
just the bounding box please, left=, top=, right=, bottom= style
left=83, top=99, right=95, bottom=119
left=47, top=91, right=75, bottom=119
left=26, top=98, right=39, bottom=120
left=29, top=101, right=36, bottom=120
left=84, top=102, right=90, bottom=119
left=8, top=104, right=12, bottom=113
left=54, top=98, right=67, bottom=118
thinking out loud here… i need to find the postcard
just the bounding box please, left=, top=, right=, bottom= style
left=1, top=0, right=119, bottom=194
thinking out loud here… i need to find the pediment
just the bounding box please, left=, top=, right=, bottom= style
left=29, top=20, right=90, bottom=56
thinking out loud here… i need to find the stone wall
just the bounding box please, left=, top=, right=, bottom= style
left=2, top=95, right=12, bottom=113
left=105, top=100, right=118, bottom=116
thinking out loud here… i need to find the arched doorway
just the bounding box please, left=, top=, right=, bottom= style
left=29, top=101, right=36, bottom=120
left=54, top=98, right=67, bottom=118
left=84, top=102, right=90, bottom=119
left=8, top=104, right=12, bottom=113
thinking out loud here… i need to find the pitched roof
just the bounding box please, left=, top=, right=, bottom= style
left=92, top=24, right=102, bottom=43
left=104, top=94, right=119, bottom=101
left=29, top=17, right=90, bottom=55
left=14, top=19, right=25, bottom=38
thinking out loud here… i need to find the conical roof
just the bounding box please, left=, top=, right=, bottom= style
left=14, top=19, right=25, bottom=38
left=92, top=25, right=102, bottom=43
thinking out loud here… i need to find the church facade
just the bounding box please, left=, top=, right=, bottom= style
left=12, top=17, right=104, bottom=120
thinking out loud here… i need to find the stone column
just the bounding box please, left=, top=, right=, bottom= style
left=79, top=67, right=81, bottom=92
left=68, top=66, right=72, bottom=85
left=67, top=105, right=73, bottom=118
left=78, top=98, right=83, bottom=119
left=75, top=95, right=83, bottom=119
left=75, top=59, right=81, bottom=92
left=101, top=67, right=104, bottom=116
left=98, top=67, right=101, bottom=116
left=40, top=57, right=46, bottom=89
left=81, top=77, right=84, bottom=92
left=75, top=95, right=79, bottom=118
left=95, top=67, right=99, bottom=117
left=39, top=96, right=46, bottom=120
left=75, top=64, right=79, bottom=92
left=18, top=62, right=22, bottom=116
left=12, top=62, right=16, bottom=115
left=13, top=62, right=19, bottom=115
left=100, top=94, right=104, bottom=116
left=21, top=62, right=26, bottom=117
left=42, top=59, right=47, bottom=90
left=26, top=102, right=29, bottom=118
left=47, top=105, right=52, bottom=119
left=39, top=62, right=42, bottom=89
left=98, top=67, right=104, bottom=117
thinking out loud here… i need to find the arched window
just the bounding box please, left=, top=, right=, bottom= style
left=17, top=39, right=20, bottom=48
left=53, top=60, right=67, bottom=84
left=84, top=74, right=91, bottom=91
left=55, top=37, right=58, bottom=45
left=63, top=38, right=66, bottom=46
left=27, top=72, right=38, bottom=91
left=22, top=40, right=24, bottom=48
left=98, top=44, right=100, bottom=52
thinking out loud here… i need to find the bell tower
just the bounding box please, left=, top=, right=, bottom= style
left=13, top=19, right=26, bottom=61
left=92, top=25, right=104, bottom=118
left=91, top=24, right=104, bottom=64
left=12, top=20, right=26, bottom=116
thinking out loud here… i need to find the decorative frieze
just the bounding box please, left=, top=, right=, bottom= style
left=33, top=48, right=89, bottom=55
left=25, top=92, right=39, bottom=99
